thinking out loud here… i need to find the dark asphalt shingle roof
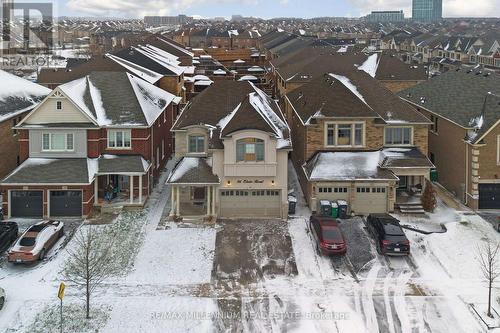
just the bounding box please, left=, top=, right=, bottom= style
left=398, top=68, right=500, bottom=143
left=1, top=158, right=91, bottom=184
left=380, top=148, right=434, bottom=168
left=167, top=157, right=219, bottom=184
left=98, top=155, right=149, bottom=174
left=287, top=70, right=431, bottom=125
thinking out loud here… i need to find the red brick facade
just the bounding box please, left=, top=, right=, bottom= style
left=1, top=104, right=175, bottom=218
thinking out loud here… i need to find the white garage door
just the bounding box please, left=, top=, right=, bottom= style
left=220, top=189, right=281, bottom=218
left=352, top=186, right=388, bottom=214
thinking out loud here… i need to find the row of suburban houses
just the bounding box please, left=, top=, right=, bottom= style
left=0, top=32, right=499, bottom=220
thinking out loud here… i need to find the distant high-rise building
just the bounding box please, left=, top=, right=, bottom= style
left=366, top=10, right=405, bottom=23
left=412, top=0, right=442, bottom=22
left=144, top=15, right=191, bottom=27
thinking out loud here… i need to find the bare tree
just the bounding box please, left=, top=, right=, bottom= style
left=477, top=241, right=500, bottom=318
left=62, top=226, right=118, bottom=319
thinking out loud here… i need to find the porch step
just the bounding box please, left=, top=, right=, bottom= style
left=397, top=202, right=426, bottom=215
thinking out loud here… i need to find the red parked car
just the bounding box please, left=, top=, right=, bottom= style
left=309, top=216, right=347, bottom=255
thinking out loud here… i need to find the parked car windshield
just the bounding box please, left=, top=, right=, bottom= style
left=321, top=227, right=342, bottom=241
left=19, top=237, right=36, bottom=247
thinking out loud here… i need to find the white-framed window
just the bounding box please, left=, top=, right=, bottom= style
left=385, top=127, right=413, bottom=146
left=356, top=187, right=371, bottom=193
left=188, top=135, right=205, bottom=153
left=108, top=129, right=131, bottom=149
left=325, top=122, right=364, bottom=147
left=236, top=138, right=265, bottom=162
left=42, top=132, right=74, bottom=151
left=56, top=100, right=62, bottom=110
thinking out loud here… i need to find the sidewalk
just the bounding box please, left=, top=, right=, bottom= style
left=432, top=182, right=470, bottom=211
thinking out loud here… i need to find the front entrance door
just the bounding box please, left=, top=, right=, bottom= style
left=398, top=176, right=408, bottom=190
left=193, top=187, right=206, bottom=201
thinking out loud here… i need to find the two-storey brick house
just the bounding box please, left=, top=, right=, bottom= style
left=399, top=68, right=500, bottom=210
left=0, top=71, right=179, bottom=218
left=285, top=69, right=433, bottom=214
left=167, top=80, right=292, bottom=219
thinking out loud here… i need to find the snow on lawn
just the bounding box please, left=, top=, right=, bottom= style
left=102, top=296, right=217, bottom=333
left=125, top=224, right=216, bottom=285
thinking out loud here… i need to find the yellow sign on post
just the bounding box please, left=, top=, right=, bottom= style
left=58, top=282, right=65, bottom=300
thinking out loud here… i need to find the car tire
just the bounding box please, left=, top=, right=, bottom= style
left=0, top=297, right=4, bottom=310
left=39, top=249, right=46, bottom=261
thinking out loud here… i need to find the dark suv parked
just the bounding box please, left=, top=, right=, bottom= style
left=367, top=214, right=410, bottom=256
left=309, top=216, right=347, bottom=255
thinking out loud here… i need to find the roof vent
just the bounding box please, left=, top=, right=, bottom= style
left=466, top=69, right=472, bottom=73
left=483, top=72, right=491, bottom=77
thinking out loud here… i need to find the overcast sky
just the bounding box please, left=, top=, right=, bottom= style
left=44, top=0, right=500, bottom=19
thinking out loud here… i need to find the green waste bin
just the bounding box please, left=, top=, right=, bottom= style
left=430, top=169, right=438, bottom=182
left=331, top=202, right=338, bottom=218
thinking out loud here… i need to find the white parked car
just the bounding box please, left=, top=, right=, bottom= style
left=0, top=287, right=5, bottom=310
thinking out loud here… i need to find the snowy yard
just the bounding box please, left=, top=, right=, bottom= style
left=1, top=160, right=499, bottom=332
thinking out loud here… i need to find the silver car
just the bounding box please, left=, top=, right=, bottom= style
left=0, top=287, right=5, bottom=310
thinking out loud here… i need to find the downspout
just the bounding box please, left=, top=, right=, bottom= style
left=465, top=141, right=468, bottom=205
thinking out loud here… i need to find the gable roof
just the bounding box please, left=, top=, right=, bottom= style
left=173, top=81, right=291, bottom=149
left=287, top=70, right=430, bottom=125
left=0, top=70, right=51, bottom=123
left=398, top=68, right=500, bottom=144
left=24, top=71, right=176, bottom=128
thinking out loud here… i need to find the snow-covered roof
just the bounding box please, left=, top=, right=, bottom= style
left=54, top=71, right=177, bottom=127
left=304, top=151, right=398, bottom=181
left=357, top=53, right=380, bottom=78
left=0, top=70, right=51, bottom=123
left=238, top=75, right=258, bottom=81
left=167, top=157, right=219, bottom=185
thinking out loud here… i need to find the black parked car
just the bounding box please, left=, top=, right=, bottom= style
left=367, top=214, right=410, bottom=256
left=0, top=222, right=19, bottom=252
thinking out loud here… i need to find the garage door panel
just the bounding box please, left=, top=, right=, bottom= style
left=479, top=184, right=500, bottom=209
left=11, top=191, right=43, bottom=218
left=50, top=191, right=82, bottom=217
left=220, top=189, right=281, bottom=218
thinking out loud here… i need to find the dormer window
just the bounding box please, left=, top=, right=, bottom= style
left=188, top=135, right=205, bottom=153
left=56, top=101, right=62, bottom=110
left=236, top=138, right=264, bottom=162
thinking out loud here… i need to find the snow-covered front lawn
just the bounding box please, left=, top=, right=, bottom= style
left=124, top=224, right=216, bottom=285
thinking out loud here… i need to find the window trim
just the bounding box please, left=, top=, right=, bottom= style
left=324, top=121, right=365, bottom=148
left=187, top=134, right=206, bottom=154
left=384, top=126, right=414, bottom=146
left=236, top=138, right=265, bottom=162
left=56, top=100, right=63, bottom=110
left=107, top=129, right=132, bottom=150
left=41, top=132, right=75, bottom=152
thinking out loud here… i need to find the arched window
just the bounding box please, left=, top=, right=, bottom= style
left=236, top=138, right=264, bottom=162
